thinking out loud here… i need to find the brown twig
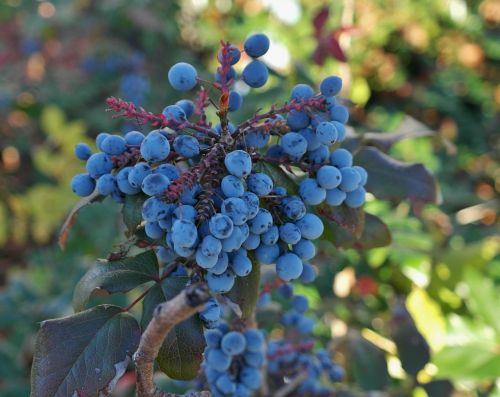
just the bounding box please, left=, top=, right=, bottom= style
left=134, top=283, right=211, bottom=397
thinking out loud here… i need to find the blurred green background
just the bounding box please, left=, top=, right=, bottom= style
left=0, top=0, right=498, bottom=396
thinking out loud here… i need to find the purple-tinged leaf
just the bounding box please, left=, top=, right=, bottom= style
left=355, top=147, right=441, bottom=204
left=73, top=250, right=159, bottom=312
left=31, top=305, right=140, bottom=397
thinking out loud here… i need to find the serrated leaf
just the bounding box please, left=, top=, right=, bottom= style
left=58, top=191, right=104, bottom=249
left=141, top=277, right=205, bottom=380
left=30, top=305, right=140, bottom=397
left=253, top=162, right=298, bottom=195
left=355, top=147, right=440, bottom=204
left=348, top=332, right=389, bottom=391
left=227, top=258, right=260, bottom=323
left=465, top=269, right=500, bottom=340
left=122, top=194, right=147, bottom=233
left=73, top=250, right=159, bottom=312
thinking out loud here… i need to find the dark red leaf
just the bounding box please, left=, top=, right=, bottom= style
left=327, top=33, right=347, bottom=62
left=313, top=45, right=327, bottom=66
left=313, top=6, right=330, bottom=36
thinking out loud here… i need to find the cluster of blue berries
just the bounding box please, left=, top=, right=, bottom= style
left=70, top=32, right=356, bottom=395
left=203, top=324, right=265, bottom=397
left=266, top=286, right=344, bottom=396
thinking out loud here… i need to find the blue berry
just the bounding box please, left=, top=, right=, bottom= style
left=345, top=187, right=366, bottom=208
left=282, top=196, right=306, bottom=221
left=261, top=225, right=279, bottom=245
left=141, top=173, right=170, bottom=196
left=96, top=173, right=116, bottom=195
left=244, top=33, right=270, bottom=57
left=249, top=209, right=273, bottom=235
left=244, top=329, right=265, bottom=352
left=209, top=214, right=234, bottom=239
left=86, top=153, right=113, bottom=179
left=315, top=122, right=338, bottom=145
left=196, top=249, right=219, bottom=269
left=173, top=205, right=197, bottom=222
left=255, top=243, right=280, bottom=264
left=240, top=367, right=262, bottom=390
left=95, top=132, right=110, bottom=151
left=124, top=130, right=145, bottom=146
left=201, top=235, right=222, bottom=257
left=231, top=253, right=252, bottom=276
left=325, top=188, right=346, bottom=206
left=244, top=130, right=270, bottom=148
left=206, top=349, right=231, bottom=372
left=175, top=99, right=195, bottom=118
left=204, top=329, right=223, bottom=348
left=101, top=135, right=126, bottom=155
left=221, top=197, right=249, bottom=225
left=221, top=331, right=246, bottom=356
left=280, top=132, right=308, bottom=159
left=168, top=62, right=198, bottom=91
left=241, top=192, right=260, bottom=219
left=215, top=375, right=236, bottom=394
left=207, top=270, right=236, bottom=293
left=308, top=144, right=330, bottom=164
left=291, top=84, right=314, bottom=100
left=128, top=162, right=152, bottom=188
left=228, top=91, right=243, bottom=112
left=296, top=214, right=324, bottom=240
left=210, top=252, right=229, bottom=275
left=117, top=167, right=141, bottom=195
left=162, top=105, right=186, bottom=123
left=155, top=163, right=179, bottom=180
left=242, top=60, right=269, bottom=88
left=330, top=105, right=349, bottom=124
left=221, top=175, right=245, bottom=198
left=172, top=219, right=198, bottom=248
left=330, top=148, right=353, bottom=168
left=299, top=128, right=321, bottom=151
left=320, top=76, right=342, bottom=96
left=74, top=143, right=92, bottom=160
left=71, top=174, right=95, bottom=197
left=300, top=263, right=317, bottom=283
left=224, top=150, right=252, bottom=178
left=287, top=110, right=310, bottom=130
left=279, top=223, right=302, bottom=245
left=218, top=44, right=241, bottom=65
left=299, top=178, right=326, bottom=205
left=292, top=295, right=309, bottom=313
left=243, top=233, right=260, bottom=250
left=353, top=165, right=368, bottom=186
left=247, top=173, right=273, bottom=196
left=276, top=253, right=303, bottom=281
left=173, top=135, right=200, bottom=158
left=316, top=165, right=342, bottom=189
left=140, top=131, right=170, bottom=162
left=145, top=221, right=163, bottom=239
left=339, top=167, right=361, bottom=192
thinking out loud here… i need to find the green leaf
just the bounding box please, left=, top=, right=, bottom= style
left=141, top=277, right=205, bottom=380
left=432, top=344, right=500, bottom=381
left=354, top=147, right=441, bottom=204
left=73, top=250, right=159, bottom=312
left=31, top=305, right=140, bottom=397
left=227, top=258, right=261, bottom=322
left=122, top=193, right=148, bottom=234
left=348, top=332, right=390, bottom=391
left=253, top=162, right=298, bottom=195
left=465, top=269, right=500, bottom=340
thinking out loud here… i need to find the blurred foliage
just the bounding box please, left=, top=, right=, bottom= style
left=0, top=0, right=499, bottom=396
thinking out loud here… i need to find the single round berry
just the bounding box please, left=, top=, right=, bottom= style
left=71, top=173, right=95, bottom=197
left=168, top=62, right=198, bottom=91
left=291, top=84, right=314, bottom=100
left=244, top=33, right=270, bottom=57
left=316, top=165, right=342, bottom=189
left=242, top=60, right=269, bottom=88
left=74, top=143, right=92, bottom=160
left=320, top=75, right=343, bottom=96
left=345, top=187, right=366, bottom=208
left=140, top=131, right=170, bottom=162
left=101, top=135, right=126, bottom=155
left=224, top=150, right=252, bottom=178
left=330, top=148, right=353, bottom=168
left=276, top=253, right=303, bottom=281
